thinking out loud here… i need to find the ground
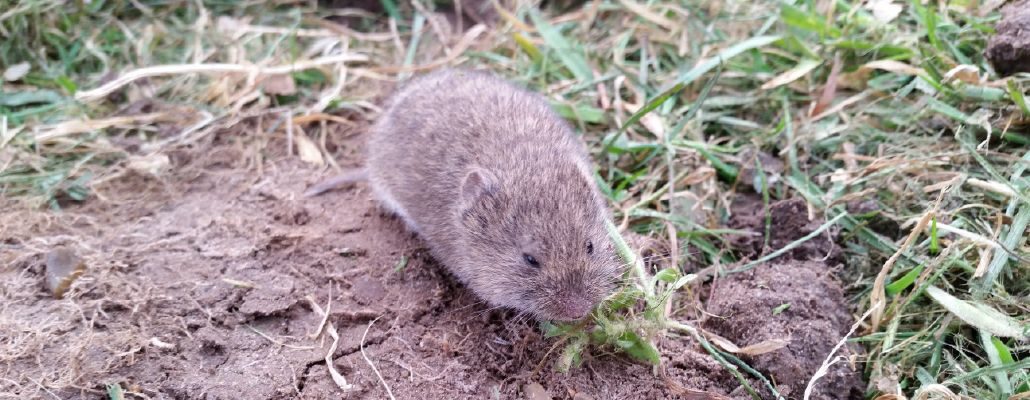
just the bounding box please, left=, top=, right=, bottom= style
left=986, top=0, right=1030, bottom=76
left=2, top=1, right=1028, bottom=399
left=1, top=123, right=862, bottom=399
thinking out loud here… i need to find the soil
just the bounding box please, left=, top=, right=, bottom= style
left=728, top=196, right=842, bottom=265
left=985, top=0, right=1030, bottom=75
left=704, top=260, right=865, bottom=400
left=1, top=117, right=864, bottom=399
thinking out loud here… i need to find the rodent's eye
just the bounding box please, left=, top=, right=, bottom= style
left=523, top=253, right=540, bottom=268
left=586, top=240, right=594, bottom=254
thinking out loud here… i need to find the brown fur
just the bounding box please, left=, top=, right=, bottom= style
left=363, top=68, right=621, bottom=321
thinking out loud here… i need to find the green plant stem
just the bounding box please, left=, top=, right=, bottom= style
left=723, top=213, right=846, bottom=275
left=718, top=350, right=785, bottom=400
left=606, top=219, right=655, bottom=299
left=666, top=321, right=761, bottom=400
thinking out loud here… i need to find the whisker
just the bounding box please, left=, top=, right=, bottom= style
left=444, top=298, right=488, bottom=316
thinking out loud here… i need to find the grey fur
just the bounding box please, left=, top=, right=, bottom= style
left=364, top=68, right=621, bottom=321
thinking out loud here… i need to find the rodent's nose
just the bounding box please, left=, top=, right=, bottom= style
left=555, top=297, right=593, bottom=321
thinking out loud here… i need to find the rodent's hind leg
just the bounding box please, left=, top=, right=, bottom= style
left=370, top=183, right=421, bottom=234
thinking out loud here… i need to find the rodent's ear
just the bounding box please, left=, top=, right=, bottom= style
left=460, top=167, right=499, bottom=206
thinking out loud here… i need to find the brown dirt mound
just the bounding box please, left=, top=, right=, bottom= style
left=986, top=0, right=1030, bottom=76
left=707, top=196, right=864, bottom=399
left=1, top=122, right=864, bottom=399
left=705, top=260, right=865, bottom=399
left=728, top=196, right=842, bottom=264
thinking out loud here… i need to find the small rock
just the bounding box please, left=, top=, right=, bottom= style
left=45, top=247, right=86, bottom=299
left=523, top=382, right=551, bottom=400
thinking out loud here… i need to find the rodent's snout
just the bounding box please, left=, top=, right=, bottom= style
left=538, top=260, right=620, bottom=321
left=550, top=296, right=594, bottom=321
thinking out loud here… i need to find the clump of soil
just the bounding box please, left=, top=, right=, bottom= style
left=705, top=259, right=865, bottom=399
left=0, top=121, right=864, bottom=399
left=693, top=196, right=865, bottom=399
left=986, top=0, right=1030, bottom=75
left=728, top=196, right=842, bottom=264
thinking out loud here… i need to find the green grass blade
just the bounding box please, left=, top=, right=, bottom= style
left=528, top=9, right=593, bottom=83
left=991, top=336, right=1015, bottom=365
left=551, top=102, right=606, bottom=124
left=980, top=331, right=1012, bottom=395
left=618, top=62, right=723, bottom=140
left=673, top=62, right=723, bottom=140
left=674, top=35, right=781, bottom=89
left=886, top=264, right=925, bottom=295
left=513, top=33, right=543, bottom=64
left=926, top=97, right=977, bottom=125
left=379, top=0, right=400, bottom=20
left=929, top=217, right=939, bottom=255
left=696, top=146, right=738, bottom=182
left=1008, top=80, right=1030, bottom=117
left=780, top=4, right=840, bottom=37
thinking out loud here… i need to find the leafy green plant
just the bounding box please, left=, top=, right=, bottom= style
left=540, top=231, right=691, bottom=372
left=540, top=221, right=778, bottom=399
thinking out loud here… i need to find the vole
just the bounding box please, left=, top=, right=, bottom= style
left=306, top=68, right=622, bottom=321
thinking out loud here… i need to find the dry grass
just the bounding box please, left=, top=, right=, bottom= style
left=2, top=0, right=1028, bottom=398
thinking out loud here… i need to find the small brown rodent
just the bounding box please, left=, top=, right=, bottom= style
left=308, top=68, right=621, bottom=321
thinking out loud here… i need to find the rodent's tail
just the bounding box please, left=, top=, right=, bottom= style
left=303, top=169, right=369, bottom=197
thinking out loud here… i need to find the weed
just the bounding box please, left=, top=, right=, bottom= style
left=2, top=0, right=1027, bottom=398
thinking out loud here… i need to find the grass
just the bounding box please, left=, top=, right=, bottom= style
left=2, top=0, right=1028, bottom=398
